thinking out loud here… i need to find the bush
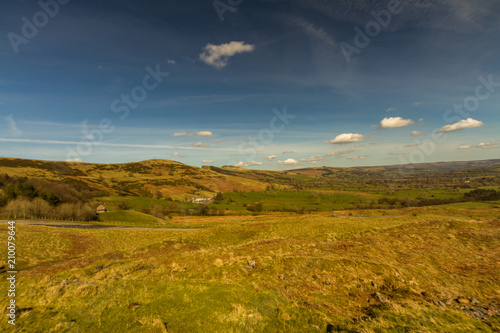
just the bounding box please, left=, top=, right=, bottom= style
left=149, top=204, right=165, bottom=220
left=213, top=192, right=224, bottom=204
left=464, top=189, right=500, bottom=201
left=247, top=203, right=263, bottom=212
left=116, top=201, right=129, bottom=210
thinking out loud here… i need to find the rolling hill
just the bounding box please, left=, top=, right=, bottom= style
left=0, top=157, right=499, bottom=200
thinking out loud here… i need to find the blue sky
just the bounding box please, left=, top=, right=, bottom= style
left=1, top=0, right=499, bottom=169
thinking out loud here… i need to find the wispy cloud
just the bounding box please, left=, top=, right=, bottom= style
left=202, top=160, right=214, bottom=163
left=5, top=115, right=22, bottom=136
left=347, top=155, right=367, bottom=160
left=385, top=107, right=397, bottom=112
left=403, top=143, right=423, bottom=148
left=327, top=149, right=355, bottom=158
left=172, top=152, right=186, bottom=157
left=199, top=41, right=255, bottom=69
left=173, top=132, right=192, bottom=137
left=0, top=138, right=231, bottom=151
left=458, top=142, right=499, bottom=150
left=290, top=17, right=337, bottom=46
left=191, top=142, right=210, bottom=148
left=411, top=131, right=423, bottom=136
left=299, top=155, right=325, bottom=163
left=81, top=120, right=94, bottom=140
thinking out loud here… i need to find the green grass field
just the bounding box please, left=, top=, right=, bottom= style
left=1, top=203, right=499, bottom=332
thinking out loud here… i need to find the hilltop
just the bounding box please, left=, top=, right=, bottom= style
left=0, top=157, right=268, bottom=200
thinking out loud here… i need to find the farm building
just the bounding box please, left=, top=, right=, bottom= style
left=96, top=205, right=108, bottom=213
left=190, top=198, right=213, bottom=204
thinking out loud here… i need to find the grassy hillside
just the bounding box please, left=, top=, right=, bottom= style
left=1, top=204, right=499, bottom=332
left=0, top=158, right=268, bottom=199
left=0, top=157, right=499, bottom=331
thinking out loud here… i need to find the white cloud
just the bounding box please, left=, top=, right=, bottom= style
left=265, top=155, right=278, bottom=161
left=347, top=155, right=367, bottom=160
left=282, top=150, right=295, bottom=154
left=196, top=131, right=213, bottom=137
left=476, top=142, right=498, bottom=148
left=65, top=158, right=82, bottom=163
left=277, top=158, right=299, bottom=165
left=290, top=17, right=336, bottom=46
left=172, top=152, right=186, bottom=157
left=191, top=142, right=210, bottom=147
left=202, top=160, right=214, bottom=163
left=403, top=143, right=423, bottom=148
left=438, top=118, right=484, bottom=133
left=385, top=107, right=397, bottom=112
left=173, top=132, right=192, bottom=137
left=459, top=142, right=499, bottom=150
left=411, top=131, right=423, bottom=136
left=299, top=155, right=325, bottom=163
left=81, top=120, right=94, bottom=140
left=379, top=117, right=415, bottom=129
left=199, top=41, right=255, bottom=69
left=6, top=115, right=22, bottom=136
left=0, top=138, right=224, bottom=151
left=327, top=149, right=354, bottom=157
left=327, top=133, right=364, bottom=144
left=235, top=161, right=263, bottom=167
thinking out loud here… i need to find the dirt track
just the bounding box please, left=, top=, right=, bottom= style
left=0, top=220, right=201, bottom=231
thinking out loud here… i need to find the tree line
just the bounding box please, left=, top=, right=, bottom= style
left=0, top=175, right=101, bottom=221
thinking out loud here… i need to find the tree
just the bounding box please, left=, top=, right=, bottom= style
left=5, top=185, right=17, bottom=200
left=214, top=192, right=224, bottom=203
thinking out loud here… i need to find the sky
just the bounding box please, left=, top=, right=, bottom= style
left=0, top=0, right=499, bottom=170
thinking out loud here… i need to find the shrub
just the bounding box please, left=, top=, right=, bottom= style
left=116, top=201, right=129, bottom=210
left=464, top=189, right=500, bottom=201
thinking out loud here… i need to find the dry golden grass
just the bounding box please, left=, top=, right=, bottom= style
left=0, top=205, right=499, bottom=332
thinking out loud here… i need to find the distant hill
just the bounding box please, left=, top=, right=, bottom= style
left=0, top=157, right=268, bottom=200
left=0, top=157, right=498, bottom=199
left=288, top=159, right=500, bottom=176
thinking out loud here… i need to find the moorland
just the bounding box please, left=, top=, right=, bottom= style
left=0, top=157, right=499, bottom=332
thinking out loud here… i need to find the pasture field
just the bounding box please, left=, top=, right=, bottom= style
left=1, top=203, right=499, bottom=332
